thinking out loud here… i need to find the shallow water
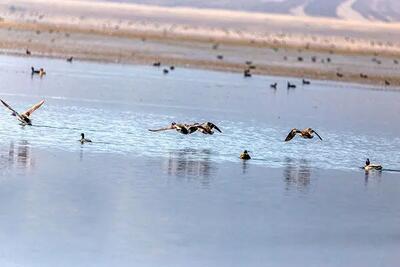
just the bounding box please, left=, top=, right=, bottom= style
left=0, top=55, right=399, bottom=171
left=0, top=55, right=400, bottom=266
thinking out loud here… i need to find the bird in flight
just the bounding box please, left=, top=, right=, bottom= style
left=192, top=122, right=222, bottom=135
left=284, top=128, right=322, bottom=142
left=148, top=122, right=205, bottom=135
left=1, top=99, right=45, bottom=126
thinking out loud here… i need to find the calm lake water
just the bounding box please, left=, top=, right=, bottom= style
left=0, top=54, right=399, bottom=266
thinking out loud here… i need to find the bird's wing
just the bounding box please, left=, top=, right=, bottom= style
left=209, top=122, right=222, bottom=133
left=312, top=130, right=323, bottom=140
left=187, top=125, right=202, bottom=133
left=22, top=99, right=45, bottom=117
left=285, top=129, right=297, bottom=142
left=0, top=99, right=21, bottom=118
left=148, top=126, right=174, bottom=132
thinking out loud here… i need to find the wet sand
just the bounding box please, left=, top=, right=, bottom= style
left=1, top=0, right=400, bottom=87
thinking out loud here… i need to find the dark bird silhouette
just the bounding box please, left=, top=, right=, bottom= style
left=244, top=69, right=252, bottom=77
left=67, top=56, right=73, bottom=62
left=170, top=66, right=175, bottom=70
left=287, top=82, right=296, bottom=89
left=163, top=69, right=169, bottom=74
left=217, top=55, right=224, bottom=60
left=385, top=80, right=390, bottom=86
left=336, top=72, right=344, bottom=78
left=360, top=73, right=368, bottom=79
left=153, top=62, right=161, bottom=67
left=80, top=133, right=92, bottom=144
left=270, top=82, right=277, bottom=89
left=302, top=79, right=310, bottom=85
left=297, top=57, right=303, bottom=62
left=26, top=49, right=31, bottom=55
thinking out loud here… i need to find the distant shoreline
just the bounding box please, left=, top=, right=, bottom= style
left=1, top=0, right=400, bottom=88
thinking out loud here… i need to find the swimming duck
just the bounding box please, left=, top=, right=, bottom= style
left=302, top=79, right=310, bottom=85
left=364, top=158, right=382, bottom=171
left=39, top=68, right=46, bottom=76
left=240, top=150, right=251, bottom=160
left=67, top=56, right=73, bottom=62
left=31, top=67, right=46, bottom=77
left=80, top=133, right=92, bottom=144
left=285, top=128, right=322, bottom=142
left=270, top=82, right=277, bottom=89
left=148, top=122, right=204, bottom=135
left=31, top=66, right=39, bottom=75
left=192, top=122, right=222, bottom=135
left=0, top=99, right=45, bottom=126
left=244, top=69, right=252, bottom=77
left=287, top=82, right=296, bottom=89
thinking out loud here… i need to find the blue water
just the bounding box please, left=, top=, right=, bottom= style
left=0, top=55, right=399, bottom=171
left=0, top=55, right=400, bottom=267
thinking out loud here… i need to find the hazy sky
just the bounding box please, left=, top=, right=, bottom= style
left=96, top=0, right=400, bottom=22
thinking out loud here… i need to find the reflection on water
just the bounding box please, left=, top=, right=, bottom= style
left=364, top=169, right=382, bottom=186
left=163, top=148, right=216, bottom=187
left=0, top=141, right=34, bottom=171
left=283, top=157, right=312, bottom=191
left=241, top=160, right=249, bottom=174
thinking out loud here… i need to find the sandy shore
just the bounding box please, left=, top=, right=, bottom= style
left=1, top=0, right=400, bottom=87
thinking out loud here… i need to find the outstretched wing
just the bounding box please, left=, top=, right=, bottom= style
left=312, top=130, right=323, bottom=140
left=285, top=129, right=297, bottom=142
left=148, top=126, right=174, bottom=132
left=22, top=99, right=45, bottom=117
left=209, top=122, right=222, bottom=133
left=0, top=99, right=21, bottom=117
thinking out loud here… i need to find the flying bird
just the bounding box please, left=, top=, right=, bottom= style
left=148, top=122, right=204, bottom=135
left=285, top=128, right=322, bottom=142
left=193, top=122, right=222, bottom=135
left=1, top=99, right=45, bottom=126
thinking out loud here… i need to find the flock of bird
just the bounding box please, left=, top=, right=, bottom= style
left=0, top=60, right=383, bottom=172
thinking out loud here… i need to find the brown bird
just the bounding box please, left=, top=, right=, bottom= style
left=285, top=128, right=322, bottom=142
left=1, top=99, right=45, bottom=126
left=148, top=122, right=205, bottom=135
left=192, top=122, right=222, bottom=135
left=240, top=150, right=251, bottom=160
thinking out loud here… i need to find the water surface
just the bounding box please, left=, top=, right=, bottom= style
left=0, top=55, right=399, bottom=267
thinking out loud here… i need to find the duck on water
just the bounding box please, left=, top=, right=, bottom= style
left=364, top=158, right=382, bottom=171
